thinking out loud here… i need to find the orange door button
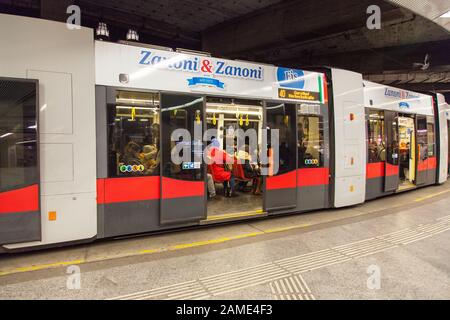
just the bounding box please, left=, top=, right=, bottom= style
left=349, top=185, right=355, bottom=192
left=48, top=211, right=57, bottom=221
left=349, top=113, right=355, bottom=121
left=351, top=157, right=354, bottom=165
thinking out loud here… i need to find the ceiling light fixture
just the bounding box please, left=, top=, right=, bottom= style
left=0, top=132, right=13, bottom=139
left=96, top=22, right=110, bottom=40
left=126, top=29, right=139, bottom=42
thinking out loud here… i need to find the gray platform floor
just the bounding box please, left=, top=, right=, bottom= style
left=1, top=182, right=450, bottom=299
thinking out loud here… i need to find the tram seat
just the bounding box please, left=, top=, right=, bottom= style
left=233, top=161, right=252, bottom=183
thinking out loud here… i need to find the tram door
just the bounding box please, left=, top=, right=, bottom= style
left=384, top=111, right=400, bottom=192
left=160, top=94, right=206, bottom=224
left=415, top=115, right=428, bottom=186
left=398, top=115, right=416, bottom=189
left=0, top=78, right=40, bottom=244
left=265, top=102, right=297, bottom=211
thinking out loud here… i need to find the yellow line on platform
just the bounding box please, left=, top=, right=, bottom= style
left=5, top=185, right=444, bottom=276
left=0, top=223, right=310, bottom=277
left=3, top=186, right=446, bottom=277
left=414, top=189, right=450, bottom=202
left=0, top=260, right=85, bottom=277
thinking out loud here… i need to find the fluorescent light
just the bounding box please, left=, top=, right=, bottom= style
left=116, top=106, right=158, bottom=111
left=0, top=133, right=13, bottom=139
left=206, top=108, right=262, bottom=116
left=16, top=140, right=36, bottom=145
left=116, top=98, right=158, bottom=105
left=440, top=10, right=450, bottom=18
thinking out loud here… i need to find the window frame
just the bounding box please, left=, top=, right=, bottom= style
left=160, top=92, right=205, bottom=182
left=297, top=113, right=325, bottom=169
left=265, top=101, right=297, bottom=176
left=0, top=77, right=39, bottom=192
left=106, top=89, right=161, bottom=178
left=366, top=109, right=386, bottom=164
left=426, top=115, right=435, bottom=158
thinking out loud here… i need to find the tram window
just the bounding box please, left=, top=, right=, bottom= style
left=161, top=94, right=204, bottom=182
left=385, top=112, right=399, bottom=166
left=107, top=91, right=160, bottom=177
left=206, top=97, right=262, bottom=151
left=0, top=79, right=38, bottom=191
left=427, top=117, right=435, bottom=157
left=266, top=103, right=296, bottom=175
left=416, top=116, right=428, bottom=162
left=298, top=115, right=324, bottom=168
left=367, top=110, right=385, bottom=163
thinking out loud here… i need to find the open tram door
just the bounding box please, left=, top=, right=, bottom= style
left=397, top=114, right=417, bottom=190
left=159, top=93, right=206, bottom=225
left=204, top=98, right=264, bottom=221
left=384, top=111, right=400, bottom=192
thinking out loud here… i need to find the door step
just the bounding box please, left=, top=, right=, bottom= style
left=397, top=181, right=417, bottom=192
left=201, top=210, right=267, bottom=225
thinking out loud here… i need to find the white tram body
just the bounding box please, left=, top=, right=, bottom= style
left=0, top=14, right=448, bottom=252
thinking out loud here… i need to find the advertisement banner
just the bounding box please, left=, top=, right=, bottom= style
left=95, top=41, right=326, bottom=104
left=363, top=81, right=433, bottom=115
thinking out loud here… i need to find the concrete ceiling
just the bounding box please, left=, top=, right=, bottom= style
left=387, top=0, right=450, bottom=31
left=0, top=0, right=449, bottom=94
left=78, top=0, right=283, bottom=33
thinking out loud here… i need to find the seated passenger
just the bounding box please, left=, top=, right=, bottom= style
left=208, top=138, right=237, bottom=197
left=237, top=145, right=262, bottom=195
left=207, top=173, right=216, bottom=199
left=122, top=141, right=143, bottom=168
left=140, top=144, right=159, bottom=174
left=369, top=141, right=380, bottom=162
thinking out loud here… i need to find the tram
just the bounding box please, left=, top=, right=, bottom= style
left=0, top=14, right=449, bottom=252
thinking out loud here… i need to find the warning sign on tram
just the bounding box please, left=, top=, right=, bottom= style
left=278, top=88, right=320, bottom=101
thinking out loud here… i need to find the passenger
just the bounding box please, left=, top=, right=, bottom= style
left=298, top=122, right=305, bottom=145
left=140, top=145, right=159, bottom=174
left=122, top=141, right=143, bottom=168
left=209, top=138, right=237, bottom=197
left=279, top=141, right=290, bottom=168
left=379, top=142, right=386, bottom=162
left=237, top=145, right=262, bottom=195
left=207, top=173, right=216, bottom=199
left=369, top=141, right=380, bottom=162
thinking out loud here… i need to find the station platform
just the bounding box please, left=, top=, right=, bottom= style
left=1, top=182, right=450, bottom=299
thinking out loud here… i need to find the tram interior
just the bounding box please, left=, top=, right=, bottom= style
left=398, top=115, right=416, bottom=190
left=108, top=91, right=160, bottom=178
left=205, top=98, right=264, bottom=217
